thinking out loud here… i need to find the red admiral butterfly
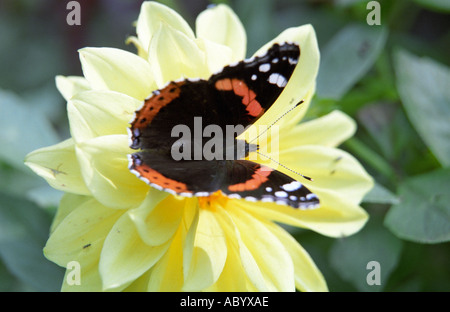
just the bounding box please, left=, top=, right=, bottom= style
left=128, top=42, right=319, bottom=209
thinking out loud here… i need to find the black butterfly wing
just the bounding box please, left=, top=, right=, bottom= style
left=128, top=42, right=305, bottom=203
left=221, top=160, right=319, bottom=209
left=207, top=43, right=300, bottom=131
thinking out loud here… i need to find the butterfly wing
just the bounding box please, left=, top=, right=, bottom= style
left=129, top=79, right=225, bottom=195
left=221, top=160, right=319, bottom=209
left=208, top=43, right=300, bottom=131
left=128, top=42, right=307, bottom=203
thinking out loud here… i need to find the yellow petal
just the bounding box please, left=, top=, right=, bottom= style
left=214, top=205, right=268, bottom=291
left=146, top=227, right=184, bottom=291
left=75, top=135, right=149, bottom=209
left=196, top=4, right=246, bottom=62
left=204, top=240, right=249, bottom=291
left=278, top=83, right=316, bottom=129
left=55, top=75, right=90, bottom=101
left=79, top=47, right=155, bottom=100
left=56, top=197, right=123, bottom=292
left=148, top=197, right=198, bottom=291
left=61, top=259, right=103, bottom=292
left=228, top=207, right=295, bottom=292
left=236, top=191, right=368, bottom=238
left=125, top=36, right=148, bottom=59
left=182, top=207, right=227, bottom=291
left=68, top=90, right=141, bottom=143
left=264, top=221, right=328, bottom=292
left=249, top=145, right=372, bottom=236
left=280, top=110, right=356, bottom=148
left=50, top=193, right=91, bottom=233
left=136, top=1, right=195, bottom=54
left=204, top=207, right=254, bottom=291
left=251, top=25, right=320, bottom=130
left=148, top=23, right=208, bottom=87
left=99, top=212, right=171, bottom=290
left=44, top=197, right=123, bottom=291
left=24, top=138, right=90, bottom=195
left=196, top=37, right=233, bottom=75
left=123, top=270, right=152, bottom=292
left=278, top=145, right=374, bottom=204
left=128, top=188, right=184, bottom=246
left=240, top=84, right=314, bottom=147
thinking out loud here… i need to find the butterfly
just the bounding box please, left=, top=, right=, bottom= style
left=128, top=43, right=319, bottom=209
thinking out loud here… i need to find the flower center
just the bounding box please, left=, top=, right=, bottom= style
left=197, top=190, right=228, bottom=210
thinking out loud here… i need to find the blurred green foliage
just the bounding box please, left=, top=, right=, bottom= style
left=0, top=0, right=448, bottom=291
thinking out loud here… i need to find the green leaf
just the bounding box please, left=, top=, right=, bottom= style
left=316, top=23, right=388, bottom=100
left=0, top=90, right=59, bottom=171
left=344, top=138, right=396, bottom=182
left=235, top=0, right=274, bottom=55
left=357, top=102, right=397, bottom=160
left=274, top=2, right=346, bottom=49
left=413, top=0, right=450, bottom=13
left=0, top=191, right=64, bottom=291
left=0, top=261, right=15, bottom=291
left=363, top=182, right=400, bottom=205
left=394, top=49, right=450, bottom=167
left=334, top=0, right=367, bottom=7
left=329, top=214, right=403, bottom=291
left=385, top=168, right=450, bottom=243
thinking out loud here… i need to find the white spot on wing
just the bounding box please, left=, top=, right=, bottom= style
left=300, top=202, right=320, bottom=210
left=259, top=63, right=271, bottom=72
left=274, top=191, right=288, bottom=198
left=268, top=73, right=287, bottom=88
left=195, top=192, right=210, bottom=197
left=244, top=57, right=255, bottom=64
left=127, top=154, right=133, bottom=169
left=288, top=57, right=298, bottom=65
left=282, top=181, right=302, bottom=191
left=150, top=183, right=163, bottom=191
left=130, top=168, right=140, bottom=178
left=165, top=188, right=177, bottom=195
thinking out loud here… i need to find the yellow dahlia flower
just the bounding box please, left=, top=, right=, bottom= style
left=24, top=2, right=373, bottom=292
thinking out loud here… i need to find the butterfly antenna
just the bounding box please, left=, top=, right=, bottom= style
left=255, top=150, right=313, bottom=181
left=248, top=100, right=304, bottom=144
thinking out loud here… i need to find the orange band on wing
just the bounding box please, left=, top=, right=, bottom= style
left=135, top=163, right=191, bottom=193
left=215, top=78, right=264, bottom=117
left=228, top=167, right=272, bottom=192
left=132, top=81, right=184, bottom=131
